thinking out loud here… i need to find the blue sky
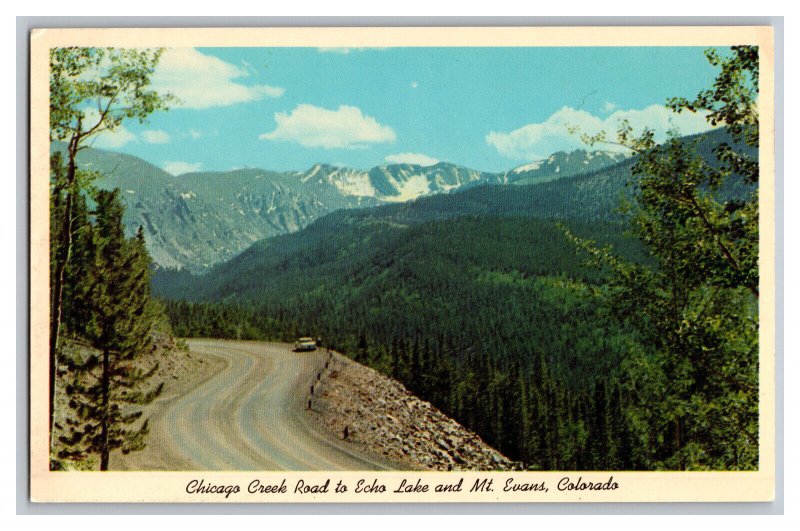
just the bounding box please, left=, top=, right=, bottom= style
left=91, top=46, right=720, bottom=174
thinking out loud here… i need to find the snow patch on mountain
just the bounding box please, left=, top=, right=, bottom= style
left=302, top=164, right=323, bottom=183
left=382, top=173, right=432, bottom=202
left=433, top=174, right=462, bottom=193
left=328, top=168, right=377, bottom=197
left=512, top=160, right=544, bottom=173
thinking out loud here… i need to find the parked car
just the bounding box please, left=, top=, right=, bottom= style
left=294, top=337, right=318, bottom=352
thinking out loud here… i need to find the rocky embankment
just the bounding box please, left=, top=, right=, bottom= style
left=310, top=352, right=518, bottom=471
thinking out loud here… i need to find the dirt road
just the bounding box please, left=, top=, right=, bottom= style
left=113, top=339, right=398, bottom=471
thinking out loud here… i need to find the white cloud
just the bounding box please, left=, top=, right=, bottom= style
left=317, top=47, right=356, bottom=55
left=188, top=129, right=202, bottom=139
left=153, top=48, right=285, bottom=110
left=385, top=153, right=439, bottom=166
left=411, top=81, right=419, bottom=89
left=91, top=124, right=137, bottom=149
left=603, top=101, right=618, bottom=112
left=163, top=161, right=203, bottom=175
left=486, top=104, right=712, bottom=160
left=260, top=104, right=396, bottom=149
left=141, top=129, right=171, bottom=144
left=317, top=47, right=387, bottom=54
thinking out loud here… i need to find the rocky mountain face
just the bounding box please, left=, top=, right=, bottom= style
left=58, top=147, right=381, bottom=272
left=54, top=144, right=623, bottom=272
left=507, top=149, right=628, bottom=186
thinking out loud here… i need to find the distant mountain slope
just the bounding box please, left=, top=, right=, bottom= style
left=154, top=213, right=643, bottom=303
left=300, top=163, right=505, bottom=201
left=52, top=145, right=379, bottom=271
left=507, top=149, right=627, bottom=186
left=153, top=126, right=754, bottom=299
left=55, top=129, right=742, bottom=273
left=52, top=143, right=624, bottom=272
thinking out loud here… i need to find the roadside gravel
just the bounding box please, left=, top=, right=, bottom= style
left=311, top=351, right=517, bottom=471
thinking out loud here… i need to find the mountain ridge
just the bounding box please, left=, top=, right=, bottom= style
left=53, top=142, right=626, bottom=272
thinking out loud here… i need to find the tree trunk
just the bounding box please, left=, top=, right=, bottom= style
left=676, top=417, right=685, bottom=471
left=100, top=347, right=110, bottom=471
left=49, top=134, right=79, bottom=447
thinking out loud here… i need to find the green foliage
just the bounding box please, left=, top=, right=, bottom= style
left=571, top=46, right=760, bottom=470
left=668, top=46, right=759, bottom=152
left=49, top=47, right=173, bottom=451
left=163, top=300, right=284, bottom=341
left=50, top=47, right=173, bottom=143
left=57, top=190, right=164, bottom=470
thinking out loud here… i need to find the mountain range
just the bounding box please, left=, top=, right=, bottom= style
left=53, top=143, right=628, bottom=272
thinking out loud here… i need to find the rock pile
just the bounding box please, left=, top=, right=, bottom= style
left=311, top=353, right=518, bottom=471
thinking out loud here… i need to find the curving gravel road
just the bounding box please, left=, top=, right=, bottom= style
left=113, top=339, right=397, bottom=471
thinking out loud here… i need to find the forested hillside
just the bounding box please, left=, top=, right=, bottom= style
left=158, top=216, right=646, bottom=469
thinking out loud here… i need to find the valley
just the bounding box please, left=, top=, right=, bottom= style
left=145, top=126, right=757, bottom=470
left=54, top=128, right=745, bottom=275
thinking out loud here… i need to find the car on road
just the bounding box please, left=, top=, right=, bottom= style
left=294, top=337, right=318, bottom=352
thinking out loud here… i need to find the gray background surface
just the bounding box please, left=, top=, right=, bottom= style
left=16, top=15, right=784, bottom=515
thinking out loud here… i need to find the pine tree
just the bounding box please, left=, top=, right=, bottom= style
left=356, top=332, right=368, bottom=363
left=61, top=190, right=95, bottom=339
left=58, top=190, right=163, bottom=470
left=49, top=48, right=172, bottom=440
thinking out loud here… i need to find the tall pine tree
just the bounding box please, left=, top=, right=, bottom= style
left=58, top=190, right=163, bottom=470
left=49, top=48, right=172, bottom=441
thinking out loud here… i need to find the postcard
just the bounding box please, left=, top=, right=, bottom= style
left=29, top=25, right=776, bottom=503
